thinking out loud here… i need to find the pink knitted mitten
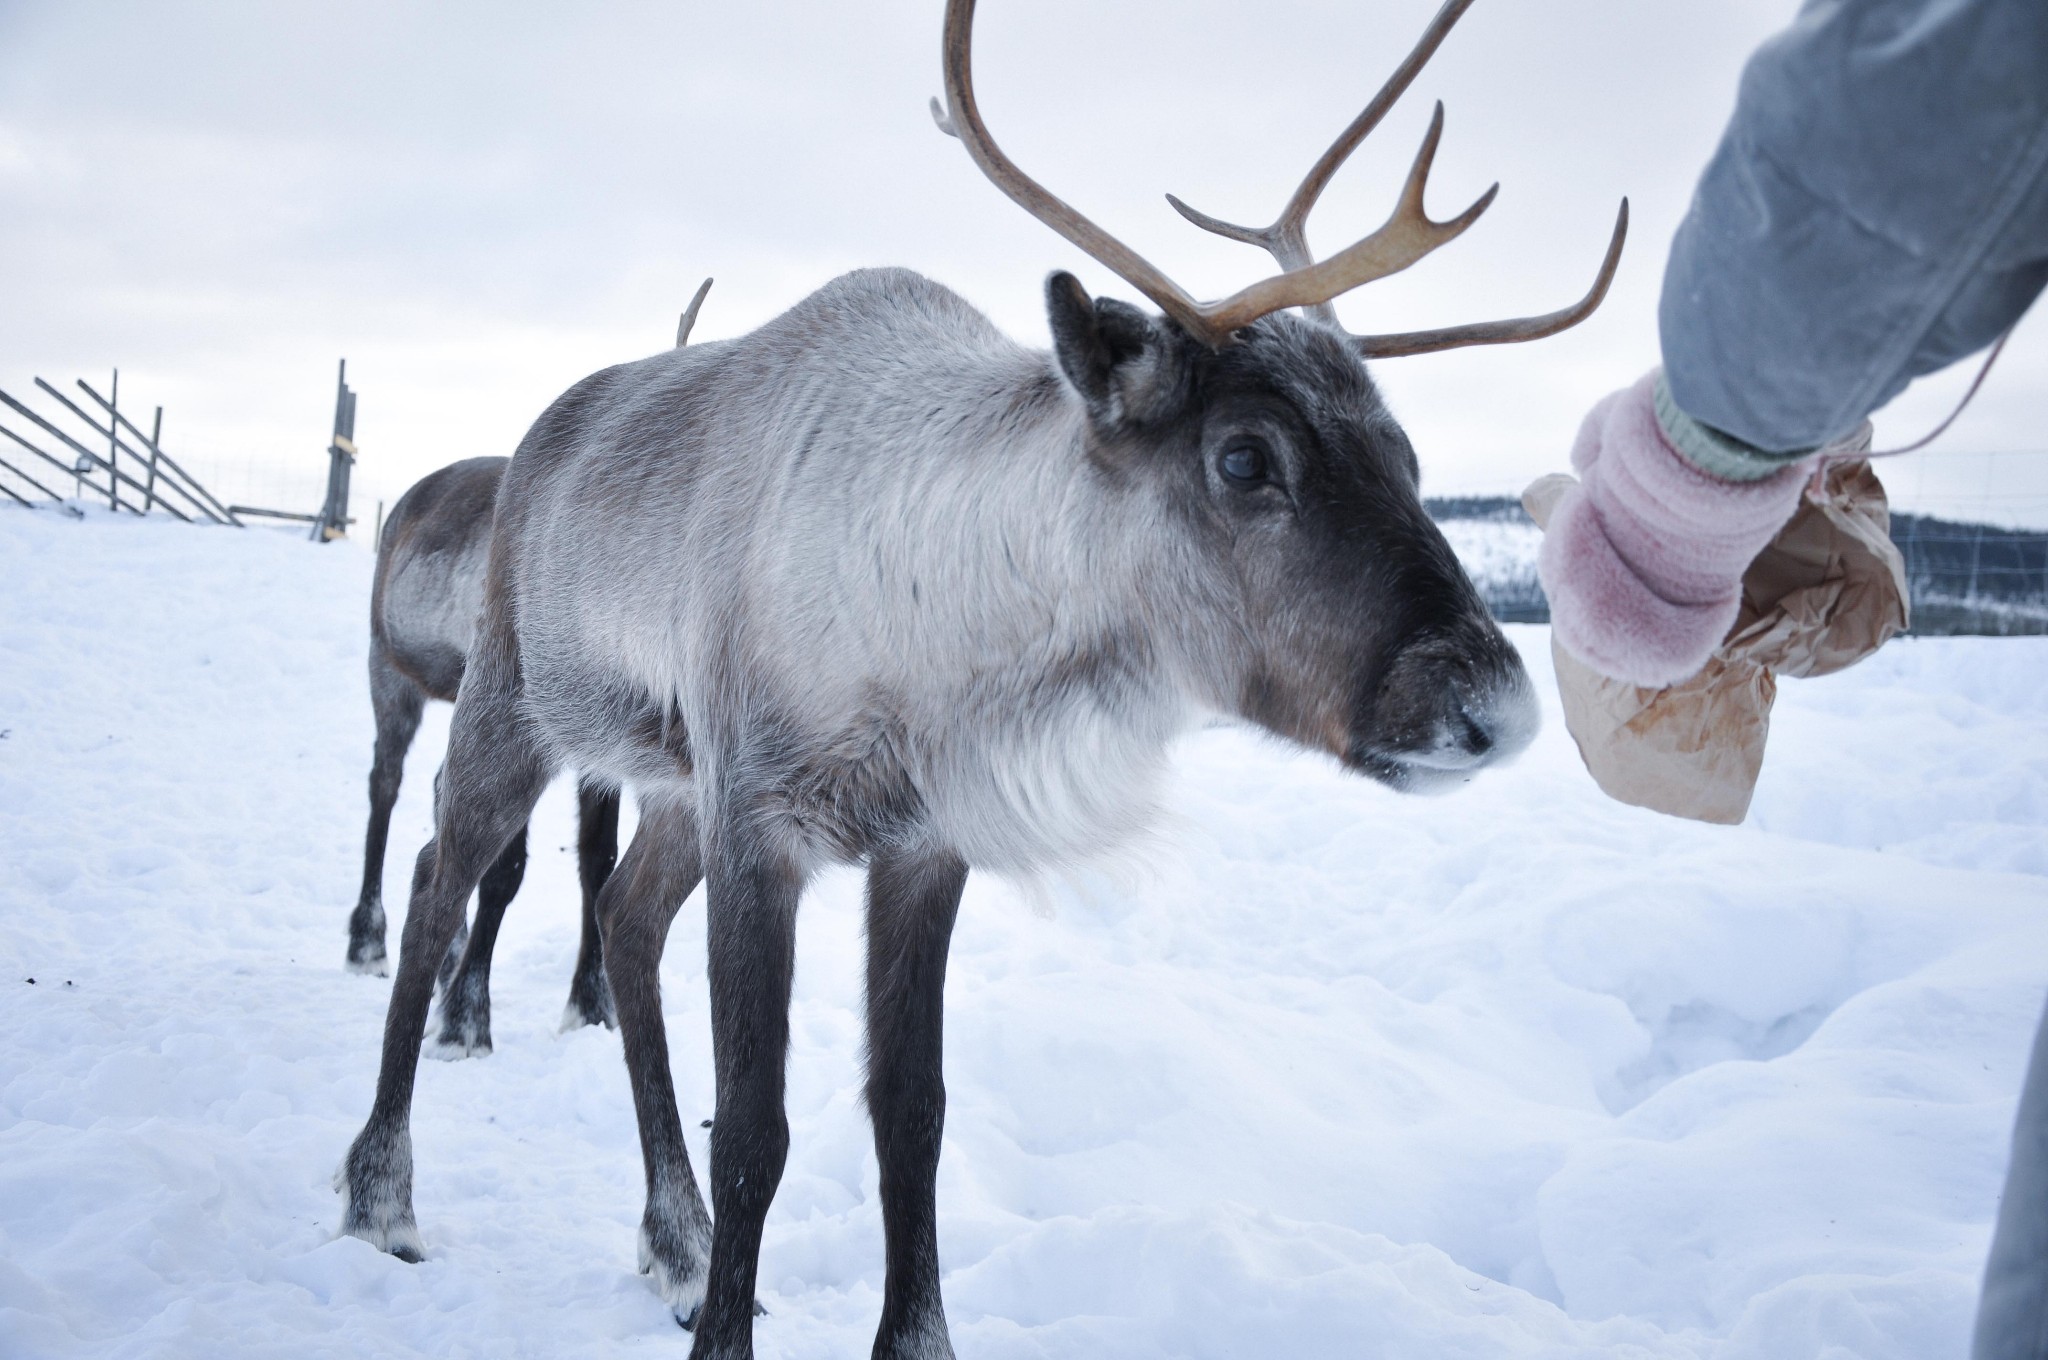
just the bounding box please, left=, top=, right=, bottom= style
left=1537, top=371, right=1812, bottom=688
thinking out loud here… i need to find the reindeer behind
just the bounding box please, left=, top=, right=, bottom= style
left=350, top=456, right=618, bottom=1049
left=348, top=284, right=714, bottom=1044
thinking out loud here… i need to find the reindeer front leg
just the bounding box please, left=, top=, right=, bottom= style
left=864, top=843, right=968, bottom=1360
left=690, top=818, right=804, bottom=1360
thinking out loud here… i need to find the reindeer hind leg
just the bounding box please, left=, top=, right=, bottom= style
left=431, top=824, right=527, bottom=1058
left=563, top=778, right=622, bottom=1031
left=337, top=658, right=552, bottom=1260
left=597, top=797, right=716, bottom=1324
left=349, top=646, right=425, bottom=976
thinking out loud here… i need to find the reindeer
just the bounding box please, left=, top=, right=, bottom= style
left=348, top=454, right=620, bottom=1048
left=344, top=281, right=718, bottom=1050
left=336, top=1, right=1625, bottom=1354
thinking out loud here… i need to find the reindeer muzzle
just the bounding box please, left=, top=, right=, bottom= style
left=1347, top=632, right=1538, bottom=794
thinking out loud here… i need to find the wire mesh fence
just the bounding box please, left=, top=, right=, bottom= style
left=177, top=449, right=330, bottom=525
left=1429, top=451, right=2048, bottom=637
left=1890, top=514, right=2048, bottom=635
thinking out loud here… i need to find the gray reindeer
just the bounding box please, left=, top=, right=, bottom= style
left=348, top=455, right=618, bottom=1049
left=337, top=1, right=1625, bottom=1355
left=344, top=281, right=717, bottom=1051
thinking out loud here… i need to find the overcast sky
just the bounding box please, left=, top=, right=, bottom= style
left=2, top=0, right=2043, bottom=523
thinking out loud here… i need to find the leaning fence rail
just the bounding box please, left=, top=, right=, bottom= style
left=0, top=363, right=359, bottom=534
left=0, top=370, right=237, bottom=525
left=74, top=377, right=241, bottom=525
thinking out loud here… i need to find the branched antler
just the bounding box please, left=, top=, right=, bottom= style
left=1164, top=0, right=1482, bottom=324
left=930, top=0, right=1625, bottom=355
left=1344, top=202, right=1626, bottom=357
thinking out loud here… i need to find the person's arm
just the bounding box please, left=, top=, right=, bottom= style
left=1663, top=0, right=2048, bottom=465
left=1539, top=0, right=2048, bottom=688
left=1977, top=998, right=2048, bottom=1360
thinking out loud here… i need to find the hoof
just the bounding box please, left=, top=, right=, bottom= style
left=558, top=989, right=616, bottom=1034
left=427, top=1030, right=492, bottom=1061
left=560, top=962, right=617, bottom=1033
left=345, top=937, right=389, bottom=977
left=673, top=1298, right=770, bottom=1333
left=346, top=901, right=388, bottom=976
left=432, top=972, right=492, bottom=1058
left=638, top=1210, right=764, bottom=1332
left=345, top=952, right=390, bottom=978
left=335, top=1127, right=423, bottom=1262
left=640, top=1223, right=708, bottom=1328
left=428, top=1003, right=493, bottom=1059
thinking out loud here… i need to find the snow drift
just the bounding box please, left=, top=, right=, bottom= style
left=1, top=506, right=2043, bottom=1358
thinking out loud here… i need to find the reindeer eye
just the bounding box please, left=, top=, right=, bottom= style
left=1220, top=444, right=1268, bottom=485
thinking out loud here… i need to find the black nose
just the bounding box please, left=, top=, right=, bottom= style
left=1351, top=629, right=1538, bottom=790
left=1456, top=705, right=1495, bottom=759
left=1402, top=684, right=1527, bottom=773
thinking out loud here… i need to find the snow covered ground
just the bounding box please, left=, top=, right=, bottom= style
left=2, top=505, right=2044, bottom=1359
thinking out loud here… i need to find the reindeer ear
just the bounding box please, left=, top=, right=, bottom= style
left=1045, top=271, right=1188, bottom=430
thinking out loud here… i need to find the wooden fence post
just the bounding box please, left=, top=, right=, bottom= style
left=312, top=359, right=356, bottom=542
left=144, top=407, right=163, bottom=514
left=105, top=369, right=121, bottom=511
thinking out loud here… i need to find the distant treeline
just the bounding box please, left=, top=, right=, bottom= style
left=1425, top=497, right=2048, bottom=636
left=1424, top=496, right=1536, bottom=525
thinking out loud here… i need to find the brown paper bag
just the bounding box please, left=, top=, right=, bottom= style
left=1523, top=459, right=1909, bottom=824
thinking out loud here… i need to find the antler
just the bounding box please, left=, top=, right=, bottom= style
left=1164, top=0, right=1481, bottom=324
left=676, top=277, right=714, bottom=347
left=932, top=0, right=1625, bottom=355
left=934, top=0, right=1500, bottom=350
left=1165, top=0, right=1627, bottom=355
left=1344, top=201, right=1626, bottom=357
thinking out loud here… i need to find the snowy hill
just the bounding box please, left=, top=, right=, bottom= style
left=2, top=505, right=2045, bottom=1359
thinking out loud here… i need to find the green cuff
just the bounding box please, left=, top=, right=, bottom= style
left=1653, top=373, right=1816, bottom=482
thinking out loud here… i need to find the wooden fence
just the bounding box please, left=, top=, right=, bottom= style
left=0, top=362, right=359, bottom=539
left=0, top=371, right=240, bottom=524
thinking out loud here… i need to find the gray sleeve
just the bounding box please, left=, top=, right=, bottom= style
left=1974, top=997, right=2048, bottom=1360
left=1659, top=0, right=2048, bottom=459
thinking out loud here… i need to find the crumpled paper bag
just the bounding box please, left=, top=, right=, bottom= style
left=1522, top=458, right=1909, bottom=825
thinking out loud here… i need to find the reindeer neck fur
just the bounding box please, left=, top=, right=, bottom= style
left=820, top=355, right=1226, bottom=873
